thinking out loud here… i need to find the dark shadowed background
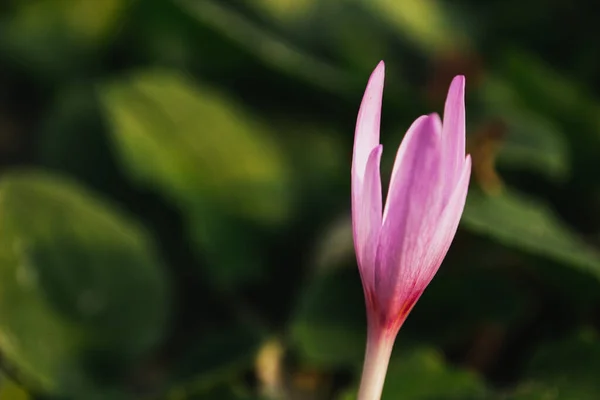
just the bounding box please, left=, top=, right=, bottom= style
left=0, top=0, right=599, bottom=399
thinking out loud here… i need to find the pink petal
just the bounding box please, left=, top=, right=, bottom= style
left=382, top=113, right=443, bottom=222
left=352, top=61, right=385, bottom=184
left=354, top=145, right=383, bottom=290
left=379, top=155, right=471, bottom=324
left=442, top=75, right=466, bottom=191
left=375, top=115, right=444, bottom=312
left=395, top=157, right=471, bottom=311
left=351, top=61, right=385, bottom=285
left=417, top=155, right=471, bottom=280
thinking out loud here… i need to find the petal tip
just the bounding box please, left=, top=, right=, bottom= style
left=428, top=112, right=443, bottom=126
left=447, top=75, right=466, bottom=100
left=414, top=114, right=431, bottom=124
left=421, top=114, right=441, bottom=130
left=428, top=113, right=443, bottom=138
left=367, top=61, right=386, bottom=87
left=373, top=143, right=384, bottom=157
left=406, top=114, right=441, bottom=139
left=464, top=153, right=472, bottom=168
left=452, top=74, right=466, bottom=84
left=460, top=155, right=472, bottom=180
left=354, top=64, right=386, bottom=178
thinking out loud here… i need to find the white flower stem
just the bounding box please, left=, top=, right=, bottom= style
left=357, top=326, right=396, bottom=400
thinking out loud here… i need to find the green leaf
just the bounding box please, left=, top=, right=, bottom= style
left=520, top=330, right=600, bottom=400
left=99, top=69, right=292, bottom=287
left=500, top=50, right=598, bottom=132
left=0, top=170, right=169, bottom=395
left=176, top=0, right=353, bottom=97
left=99, top=69, right=291, bottom=224
left=340, top=347, right=487, bottom=400
left=0, top=376, right=30, bottom=400
left=462, top=188, right=600, bottom=276
left=0, top=0, right=129, bottom=77
left=358, top=0, right=467, bottom=53
left=496, top=49, right=600, bottom=160
left=479, top=75, right=570, bottom=181
left=243, top=0, right=388, bottom=73
left=289, top=268, right=366, bottom=368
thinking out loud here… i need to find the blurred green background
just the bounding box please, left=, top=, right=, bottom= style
left=0, top=0, right=599, bottom=399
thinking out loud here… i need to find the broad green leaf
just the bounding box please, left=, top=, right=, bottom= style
left=340, top=347, right=487, bottom=400
left=479, top=75, right=570, bottom=181
left=497, top=50, right=600, bottom=159
left=100, top=69, right=292, bottom=286
left=500, top=50, right=597, bottom=129
left=100, top=69, right=291, bottom=226
left=462, top=188, right=600, bottom=276
left=521, top=330, right=600, bottom=400
left=0, top=0, right=129, bottom=77
left=0, top=171, right=168, bottom=395
left=289, top=268, right=366, bottom=367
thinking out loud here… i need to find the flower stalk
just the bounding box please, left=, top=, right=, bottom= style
left=357, top=326, right=395, bottom=400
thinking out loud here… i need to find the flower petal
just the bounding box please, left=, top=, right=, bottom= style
left=352, top=61, right=385, bottom=184
left=418, top=155, right=471, bottom=279
left=351, top=61, right=385, bottom=287
left=354, top=145, right=383, bottom=290
left=442, top=75, right=466, bottom=189
left=380, top=155, right=471, bottom=322
left=375, top=115, right=444, bottom=312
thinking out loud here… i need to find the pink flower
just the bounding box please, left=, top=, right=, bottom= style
left=352, top=61, right=471, bottom=400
